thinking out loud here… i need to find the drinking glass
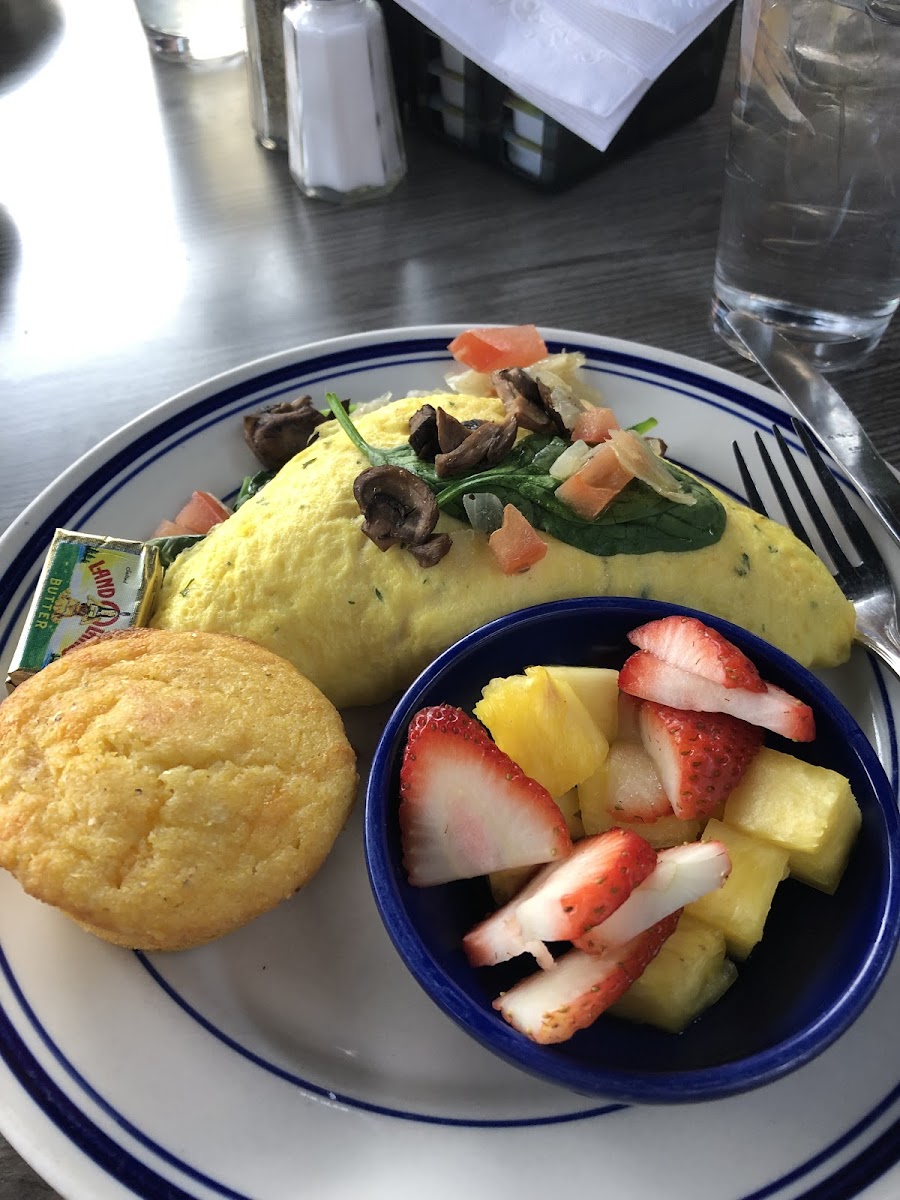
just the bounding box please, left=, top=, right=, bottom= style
left=712, top=0, right=900, bottom=370
left=134, top=0, right=245, bottom=64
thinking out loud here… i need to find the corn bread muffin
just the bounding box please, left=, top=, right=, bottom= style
left=0, top=628, right=358, bottom=950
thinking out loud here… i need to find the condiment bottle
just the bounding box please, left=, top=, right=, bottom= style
left=282, top=0, right=406, bottom=202
left=245, top=0, right=288, bottom=151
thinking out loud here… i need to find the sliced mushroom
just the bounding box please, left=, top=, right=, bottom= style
left=491, top=368, right=555, bottom=435
left=243, top=395, right=327, bottom=471
left=353, top=465, right=439, bottom=551
left=535, top=374, right=592, bottom=436
left=408, top=533, right=452, bottom=567
left=436, top=407, right=472, bottom=454
left=434, top=416, right=518, bottom=478
left=408, top=404, right=440, bottom=461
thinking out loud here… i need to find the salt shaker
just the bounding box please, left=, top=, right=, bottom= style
left=282, top=0, right=406, bottom=203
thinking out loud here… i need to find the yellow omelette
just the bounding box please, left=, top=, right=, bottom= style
left=151, top=394, right=855, bottom=708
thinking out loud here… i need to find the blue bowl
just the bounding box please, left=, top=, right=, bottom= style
left=365, top=598, right=900, bottom=1104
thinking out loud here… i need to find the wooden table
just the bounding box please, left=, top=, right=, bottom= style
left=0, top=1, right=898, bottom=1196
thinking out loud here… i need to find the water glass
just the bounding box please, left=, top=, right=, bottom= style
left=712, top=0, right=900, bottom=371
left=134, top=0, right=245, bottom=64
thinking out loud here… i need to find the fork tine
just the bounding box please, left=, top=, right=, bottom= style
left=790, top=419, right=884, bottom=567
left=770, top=426, right=852, bottom=574
left=750, top=432, right=815, bottom=552
left=732, top=440, right=770, bottom=517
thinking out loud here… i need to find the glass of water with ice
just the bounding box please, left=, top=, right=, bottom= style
left=133, top=0, right=245, bottom=64
left=712, top=0, right=900, bottom=371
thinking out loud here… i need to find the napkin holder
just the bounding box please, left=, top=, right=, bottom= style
left=382, top=1, right=736, bottom=191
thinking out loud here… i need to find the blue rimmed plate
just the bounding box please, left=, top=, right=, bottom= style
left=1, top=326, right=899, bottom=1200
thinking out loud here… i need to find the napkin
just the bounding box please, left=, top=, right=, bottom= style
left=390, top=0, right=734, bottom=151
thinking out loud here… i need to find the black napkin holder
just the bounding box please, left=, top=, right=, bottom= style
left=382, top=1, right=736, bottom=191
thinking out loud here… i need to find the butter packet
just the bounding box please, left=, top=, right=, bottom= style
left=5, top=530, right=162, bottom=693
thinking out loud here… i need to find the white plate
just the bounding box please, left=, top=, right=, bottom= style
left=1, top=327, right=899, bottom=1200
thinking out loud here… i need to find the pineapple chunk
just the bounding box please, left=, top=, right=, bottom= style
left=686, top=819, right=789, bottom=960
left=578, top=761, right=613, bottom=835
left=617, top=692, right=643, bottom=743
left=554, top=787, right=585, bottom=840
left=622, top=813, right=703, bottom=851
left=578, top=751, right=701, bottom=848
left=474, top=666, right=608, bottom=797
left=489, top=864, right=536, bottom=906
left=604, top=741, right=671, bottom=822
left=693, top=957, right=739, bottom=1016
left=722, top=748, right=861, bottom=894
left=536, top=666, right=619, bottom=742
left=612, top=913, right=737, bottom=1033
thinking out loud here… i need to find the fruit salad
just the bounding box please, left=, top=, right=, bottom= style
left=397, top=614, right=862, bottom=1045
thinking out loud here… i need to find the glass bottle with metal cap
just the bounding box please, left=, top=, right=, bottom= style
left=245, top=0, right=289, bottom=151
left=282, top=0, right=406, bottom=202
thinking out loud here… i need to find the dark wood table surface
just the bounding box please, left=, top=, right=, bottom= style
left=1, top=1, right=898, bottom=1196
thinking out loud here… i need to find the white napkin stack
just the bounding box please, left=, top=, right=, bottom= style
left=391, top=0, right=734, bottom=151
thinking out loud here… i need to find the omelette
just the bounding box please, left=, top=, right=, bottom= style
left=151, top=394, right=855, bottom=709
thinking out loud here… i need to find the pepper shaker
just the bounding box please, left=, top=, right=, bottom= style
left=282, top=0, right=406, bottom=202
left=244, top=0, right=288, bottom=150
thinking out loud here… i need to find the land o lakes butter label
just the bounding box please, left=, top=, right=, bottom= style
left=5, top=530, right=162, bottom=692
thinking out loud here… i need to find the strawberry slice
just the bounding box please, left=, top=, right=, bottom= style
left=628, top=615, right=766, bottom=692
left=463, top=868, right=556, bottom=971
left=619, top=651, right=815, bottom=742
left=514, top=828, right=657, bottom=942
left=493, top=914, right=679, bottom=1045
left=638, top=701, right=764, bottom=819
left=399, top=705, right=572, bottom=887
left=574, top=840, right=731, bottom=954
left=462, top=829, right=656, bottom=968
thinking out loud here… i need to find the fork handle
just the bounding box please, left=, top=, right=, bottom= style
left=856, top=627, right=900, bottom=682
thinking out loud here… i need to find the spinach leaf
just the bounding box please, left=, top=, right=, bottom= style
left=234, top=469, right=276, bottom=510
left=145, top=533, right=205, bottom=568
left=629, top=417, right=658, bottom=436
left=324, top=392, right=725, bottom=557
left=325, top=390, right=436, bottom=472
left=443, top=465, right=724, bottom=556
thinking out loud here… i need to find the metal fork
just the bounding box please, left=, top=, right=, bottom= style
left=733, top=419, right=900, bottom=680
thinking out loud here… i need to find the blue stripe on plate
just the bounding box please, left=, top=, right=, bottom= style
left=133, top=953, right=624, bottom=1128
left=0, top=950, right=246, bottom=1199
left=0, top=336, right=896, bottom=1198
left=745, top=1080, right=900, bottom=1200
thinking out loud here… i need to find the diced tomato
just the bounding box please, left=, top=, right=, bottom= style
left=573, top=442, right=634, bottom=490
left=553, top=475, right=620, bottom=520
left=448, top=325, right=548, bottom=373
left=571, top=407, right=620, bottom=446
left=555, top=443, right=634, bottom=520
left=488, top=504, right=547, bottom=574
left=152, top=518, right=196, bottom=538
left=173, top=491, right=232, bottom=535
